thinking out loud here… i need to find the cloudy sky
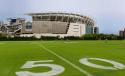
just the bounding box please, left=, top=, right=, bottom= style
left=0, top=0, right=125, bottom=34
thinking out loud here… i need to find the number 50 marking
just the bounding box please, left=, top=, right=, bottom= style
left=16, top=58, right=125, bottom=76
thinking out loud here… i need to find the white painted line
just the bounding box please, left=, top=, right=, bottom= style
left=29, top=41, right=55, bottom=45
left=64, top=41, right=78, bottom=43
left=34, top=42, right=93, bottom=76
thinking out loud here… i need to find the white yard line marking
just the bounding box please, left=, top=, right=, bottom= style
left=34, top=42, right=93, bottom=76
left=30, top=41, right=55, bottom=44
left=64, top=41, right=78, bottom=43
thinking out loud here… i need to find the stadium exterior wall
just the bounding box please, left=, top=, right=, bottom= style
left=20, top=12, right=98, bottom=38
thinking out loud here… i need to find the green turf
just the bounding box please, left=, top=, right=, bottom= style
left=0, top=40, right=125, bottom=76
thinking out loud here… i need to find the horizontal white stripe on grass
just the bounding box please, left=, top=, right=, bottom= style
left=34, top=42, right=93, bottom=76
left=30, top=41, right=55, bottom=44
left=64, top=41, right=78, bottom=43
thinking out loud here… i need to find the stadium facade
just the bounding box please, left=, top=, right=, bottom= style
left=0, top=12, right=99, bottom=38
left=119, top=28, right=125, bottom=37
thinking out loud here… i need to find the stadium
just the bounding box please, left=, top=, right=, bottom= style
left=25, top=12, right=99, bottom=38
left=0, top=12, right=99, bottom=38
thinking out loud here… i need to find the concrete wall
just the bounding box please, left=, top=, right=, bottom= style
left=67, top=23, right=86, bottom=36
left=32, top=21, right=68, bottom=34
left=20, top=21, right=87, bottom=38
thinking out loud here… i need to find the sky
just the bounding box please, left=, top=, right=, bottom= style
left=0, top=0, right=125, bottom=34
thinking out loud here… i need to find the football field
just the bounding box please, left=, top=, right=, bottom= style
left=0, top=40, right=125, bottom=76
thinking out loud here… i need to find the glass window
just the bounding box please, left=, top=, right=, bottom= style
left=26, top=22, right=32, bottom=29
left=86, top=25, right=93, bottom=34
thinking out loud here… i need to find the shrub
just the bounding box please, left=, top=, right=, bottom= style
left=0, top=34, right=124, bottom=41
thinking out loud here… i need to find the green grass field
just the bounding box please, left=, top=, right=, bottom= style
left=0, top=40, right=125, bottom=76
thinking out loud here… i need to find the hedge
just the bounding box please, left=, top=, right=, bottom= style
left=0, top=33, right=124, bottom=41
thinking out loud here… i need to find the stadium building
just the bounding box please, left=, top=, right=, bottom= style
left=0, top=12, right=99, bottom=38
left=119, top=28, right=125, bottom=37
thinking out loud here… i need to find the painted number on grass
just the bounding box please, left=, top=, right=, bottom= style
left=16, top=58, right=125, bottom=76
left=16, top=60, right=65, bottom=76
left=79, top=58, right=125, bottom=70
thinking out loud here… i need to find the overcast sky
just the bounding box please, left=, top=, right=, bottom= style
left=0, top=0, right=125, bottom=34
